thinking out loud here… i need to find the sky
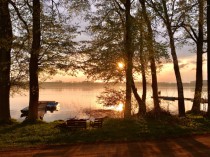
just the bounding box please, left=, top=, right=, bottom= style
left=157, top=53, right=207, bottom=83
left=48, top=52, right=207, bottom=83
left=46, top=3, right=207, bottom=84
left=47, top=26, right=207, bottom=83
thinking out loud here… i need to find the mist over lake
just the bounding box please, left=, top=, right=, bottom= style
left=10, top=83, right=208, bottom=122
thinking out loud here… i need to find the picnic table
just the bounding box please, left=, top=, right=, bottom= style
left=65, top=118, right=104, bottom=130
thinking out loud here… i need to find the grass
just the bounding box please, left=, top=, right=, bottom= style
left=0, top=114, right=210, bottom=149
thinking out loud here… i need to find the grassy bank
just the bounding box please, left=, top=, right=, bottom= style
left=0, top=114, right=210, bottom=149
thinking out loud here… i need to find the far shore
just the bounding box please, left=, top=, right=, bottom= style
left=40, top=80, right=208, bottom=88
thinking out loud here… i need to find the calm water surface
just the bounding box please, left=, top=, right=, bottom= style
left=10, top=85, right=207, bottom=122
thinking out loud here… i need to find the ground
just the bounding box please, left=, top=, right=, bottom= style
left=0, top=134, right=210, bottom=157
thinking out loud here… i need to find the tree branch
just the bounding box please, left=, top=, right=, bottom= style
left=114, top=0, right=125, bottom=12
left=181, top=23, right=197, bottom=43
left=9, top=0, right=30, bottom=35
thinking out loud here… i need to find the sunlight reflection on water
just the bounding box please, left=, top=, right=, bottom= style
left=10, top=85, right=207, bottom=122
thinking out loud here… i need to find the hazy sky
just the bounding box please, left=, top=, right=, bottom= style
left=48, top=29, right=207, bottom=83
left=48, top=52, right=207, bottom=83
left=47, top=4, right=207, bottom=84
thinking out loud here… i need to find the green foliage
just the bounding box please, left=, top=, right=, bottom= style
left=97, top=87, right=125, bottom=107
left=9, top=0, right=80, bottom=89
left=80, top=0, right=126, bottom=81
left=0, top=115, right=210, bottom=149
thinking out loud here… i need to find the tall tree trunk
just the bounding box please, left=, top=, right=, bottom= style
left=162, top=1, right=185, bottom=117
left=191, top=0, right=204, bottom=113
left=131, top=77, right=146, bottom=116
left=0, top=0, right=12, bottom=123
left=141, top=61, right=147, bottom=103
left=136, top=24, right=147, bottom=115
left=140, top=0, right=160, bottom=111
left=124, top=0, right=133, bottom=118
left=142, top=65, right=147, bottom=104
left=206, top=0, right=210, bottom=117
left=139, top=27, right=147, bottom=104
left=168, top=28, right=185, bottom=117
left=150, top=57, right=160, bottom=110
left=28, top=0, right=41, bottom=121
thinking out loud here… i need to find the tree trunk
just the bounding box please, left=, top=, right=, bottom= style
left=139, top=28, right=147, bottom=104
left=191, top=0, right=204, bottom=113
left=162, top=1, right=185, bottom=117
left=124, top=0, right=133, bottom=118
left=137, top=25, right=147, bottom=115
left=0, top=0, right=12, bottom=123
left=150, top=57, right=160, bottom=111
left=140, top=0, right=160, bottom=111
left=141, top=66, right=147, bottom=103
left=206, top=0, right=210, bottom=118
left=168, top=28, right=185, bottom=117
left=131, top=77, right=146, bottom=116
left=28, top=0, right=41, bottom=121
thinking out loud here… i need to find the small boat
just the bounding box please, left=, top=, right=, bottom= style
left=20, top=101, right=60, bottom=116
left=45, top=101, right=60, bottom=110
left=21, top=106, right=29, bottom=115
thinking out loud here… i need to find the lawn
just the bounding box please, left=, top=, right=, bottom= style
left=0, top=114, right=210, bottom=149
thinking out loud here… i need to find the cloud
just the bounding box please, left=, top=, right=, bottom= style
left=179, top=63, right=188, bottom=69
left=190, top=60, right=196, bottom=64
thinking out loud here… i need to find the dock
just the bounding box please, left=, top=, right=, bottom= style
left=156, top=96, right=208, bottom=104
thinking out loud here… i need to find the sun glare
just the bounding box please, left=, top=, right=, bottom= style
left=118, top=62, right=124, bottom=69
left=115, top=103, right=124, bottom=112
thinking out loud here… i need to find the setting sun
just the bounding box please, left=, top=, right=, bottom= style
left=115, top=103, right=124, bottom=112
left=118, top=62, right=125, bottom=69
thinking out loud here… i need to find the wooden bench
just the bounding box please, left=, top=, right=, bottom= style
left=90, top=118, right=103, bottom=128
left=66, top=119, right=87, bottom=129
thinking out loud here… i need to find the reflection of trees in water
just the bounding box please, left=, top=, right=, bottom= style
left=189, top=87, right=207, bottom=94
left=15, top=84, right=209, bottom=121
left=41, top=87, right=63, bottom=92
left=41, top=83, right=125, bottom=92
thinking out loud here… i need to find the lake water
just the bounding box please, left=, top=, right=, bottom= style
left=10, top=84, right=208, bottom=122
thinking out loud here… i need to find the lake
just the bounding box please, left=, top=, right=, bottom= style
left=10, top=83, right=208, bottom=122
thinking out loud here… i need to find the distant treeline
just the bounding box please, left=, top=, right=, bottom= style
left=158, top=80, right=207, bottom=87
left=40, top=80, right=208, bottom=88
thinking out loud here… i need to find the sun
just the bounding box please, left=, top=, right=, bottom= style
left=115, top=103, right=124, bottom=112
left=118, top=62, right=125, bottom=69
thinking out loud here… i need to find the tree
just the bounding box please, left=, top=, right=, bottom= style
left=9, top=0, right=31, bottom=93
left=206, top=0, right=210, bottom=118
left=131, top=77, right=146, bottom=115
left=8, top=0, right=79, bottom=121
left=28, top=0, right=41, bottom=121
left=81, top=0, right=134, bottom=117
left=39, top=8, right=78, bottom=78
left=138, top=29, right=147, bottom=105
left=148, top=0, right=185, bottom=117
left=129, top=7, right=147, bottom=116
left=123, top=0, right=133, bottom=118
left=181, top=0, right=205, bottom=113
left=0, top=0, right=13, bottom=123
left=139, top=0, right=160, bottom=112
left=132, top=5, right=169, bottom=115
left=83, top=6, right=125, bottom=82
left=97, top=87, right=125, bottom=108
left=83, top=0, right=170, bottom=117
